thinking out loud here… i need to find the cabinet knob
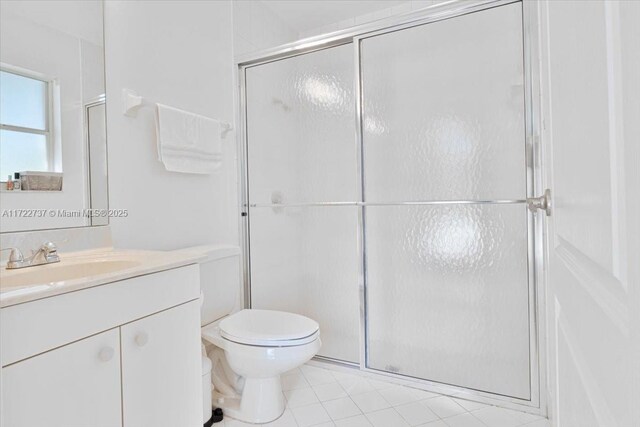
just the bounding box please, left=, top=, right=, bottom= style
left=98, top=347, right=114, bottom=362
left=135, top=332, right=149, bottom=347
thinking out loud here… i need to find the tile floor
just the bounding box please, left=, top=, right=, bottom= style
left=215, top=363, right=551, bottom=427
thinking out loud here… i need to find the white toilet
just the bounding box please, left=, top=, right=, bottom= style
left=193, top=246, right=321, bottom=424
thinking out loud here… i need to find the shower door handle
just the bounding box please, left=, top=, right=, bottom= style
left=527, top=189, right=552, bottom=216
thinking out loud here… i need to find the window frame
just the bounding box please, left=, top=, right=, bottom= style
left=0, top=63, right=56, bottom=173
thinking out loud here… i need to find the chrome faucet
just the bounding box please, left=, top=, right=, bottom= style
left=2, top=242, right=60, bottom=269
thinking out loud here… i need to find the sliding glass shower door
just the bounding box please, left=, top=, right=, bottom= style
left=245, top=44, right=361, bottom=363
left=243, top=1, right=534, bottom=401
left=360, top=3, right=531, bottom=399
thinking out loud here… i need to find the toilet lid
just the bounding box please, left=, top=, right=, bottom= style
left=219, top=309, right=319, bottom=347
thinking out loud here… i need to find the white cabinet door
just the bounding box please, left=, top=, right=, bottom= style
left=2, top=328, right=122, bottom=427
left=121, top=300, right=202, bottom=427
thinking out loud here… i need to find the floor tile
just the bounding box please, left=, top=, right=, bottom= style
left=423, top=396, right=466, bottom=419
left=378, top=385, right=421, bottom=406
left=451, top=398, right=488, bottom=412
left=509, top=410, right=545, bottom=425
left=313, top=382, right=348, bottom=402
left=394, top=400, right=439, bottom=426
left=418, top=421, right=449, bottom=427
left=301, top=366, right=337, bottom=386
left=339, top=377, right=375, bottom=396
left=523, top=419, right=551, bottom=427
left=410, top=388, right=441, bottom=400
left=365, top=408, right=410, bottom=427
left=334, top=415, right=374, bottom=427
left=367, top=378, right=395, bottom=391
left=283, top=371, right=311, bottom=391
left=471, top=406, right=522, bottom=427
left=332, top=371, right=362, bottom=382
left=442, top=413, right=486, bottom=427
left=292, top=363, right=543, bottom=427
left=292, top=403, right=332, bottom=427
left=264, top=409, right=299, bottom=427
left=225, top=418, right=253, bottom=426
left=285, top=387, right=320, bottom=408
left=350, top=390, right=391, bottom=413
left=323, top=397, right=362, bottom=420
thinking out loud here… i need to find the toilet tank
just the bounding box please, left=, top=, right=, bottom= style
left=177, top=245, right=242, bottom=326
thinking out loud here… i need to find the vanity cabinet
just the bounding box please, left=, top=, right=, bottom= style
left=0, top=264, right=202, bottom=427
left=121, top=300, right=201, bottom=427
left=2, top=329, right=122, bottom=427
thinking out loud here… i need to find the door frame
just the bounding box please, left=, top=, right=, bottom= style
left=235, top=0, right=547, bottom=415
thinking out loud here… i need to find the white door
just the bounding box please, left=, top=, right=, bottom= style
left=2, top=328, right=122, bottom=427
left=121, top=300, right=202, bottom=427
left=540, top=0, right=640, bottom=425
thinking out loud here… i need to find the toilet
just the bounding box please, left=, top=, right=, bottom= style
left=190, top=245, right=321, bottom=424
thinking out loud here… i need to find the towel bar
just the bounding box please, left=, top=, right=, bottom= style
left=122, top=88, right=233, bottom=138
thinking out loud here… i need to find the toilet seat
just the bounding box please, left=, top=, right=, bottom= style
left=219, top=309, right=319, bottom=347
left=201, top=309, right=322, bottom=423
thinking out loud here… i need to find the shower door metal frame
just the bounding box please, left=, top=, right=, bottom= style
left=236, top=0, right=546, bottom=415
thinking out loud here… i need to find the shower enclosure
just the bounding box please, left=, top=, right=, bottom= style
left=238, top=0, right=543, bottom=410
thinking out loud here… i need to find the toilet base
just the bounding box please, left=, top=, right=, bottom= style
left=213, top=376, right=285, bottom=424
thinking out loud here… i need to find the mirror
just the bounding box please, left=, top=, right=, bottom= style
left=0, top=0, right=108, bottom=232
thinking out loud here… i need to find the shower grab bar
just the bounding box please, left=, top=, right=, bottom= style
left=248, top=199, right=528, bottom=208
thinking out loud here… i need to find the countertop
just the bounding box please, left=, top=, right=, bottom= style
left=0, top=248, right=207, bottom=308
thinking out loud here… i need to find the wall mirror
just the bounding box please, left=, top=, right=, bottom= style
left=0, top=0, right=108, bottom=233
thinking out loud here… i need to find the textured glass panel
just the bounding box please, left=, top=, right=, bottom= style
left=0, top=71, right=47, bottom=130
left=249, top=206, right=360, bottom=362
left=0, top=129, right=48, bottom=177
left=365, top=204, right=530, bottom=399
left=361, top=3, right=526, bottom=201
left=246, top=44, right=356, bottom=204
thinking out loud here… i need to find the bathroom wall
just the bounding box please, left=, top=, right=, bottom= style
left=232, top=0, right=298, bottom=57
left=233, top=0, right=446, bottom=45
left=298, top=0, right=436, bottom=39
left=104, top=1, right=238, bottom=250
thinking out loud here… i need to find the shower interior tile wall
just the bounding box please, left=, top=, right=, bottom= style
left=245, top=44, right=361, bottom=361
left=245, top=56, right=304, bottom=305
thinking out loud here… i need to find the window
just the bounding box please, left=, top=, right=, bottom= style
left=0, top=68, right=52, bottom=179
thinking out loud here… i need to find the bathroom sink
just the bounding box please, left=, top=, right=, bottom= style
left=0, top=248, right=205, bottom=307
left=0, top=260, right=141, bottom=290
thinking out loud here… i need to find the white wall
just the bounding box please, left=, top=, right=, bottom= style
left=297, top=0, right=429, bottom=39
left=104, top=1, right=238, bottom=250
left=0, top=0, right=104, bottom=47
left=232, top=0, right=298, bottom=57
left=232, top=0, right=451, bottom=56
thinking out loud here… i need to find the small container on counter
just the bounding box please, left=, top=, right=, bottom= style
left=13, top=172, right=21, bottom=191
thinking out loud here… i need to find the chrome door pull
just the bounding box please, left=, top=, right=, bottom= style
left=527, top=189, right=551, bottom=216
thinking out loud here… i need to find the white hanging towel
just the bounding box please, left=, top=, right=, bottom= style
left=155, top=103, right=222, bottom=174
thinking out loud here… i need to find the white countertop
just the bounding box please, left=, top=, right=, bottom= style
left=0, top=248, right=206, bottom=308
